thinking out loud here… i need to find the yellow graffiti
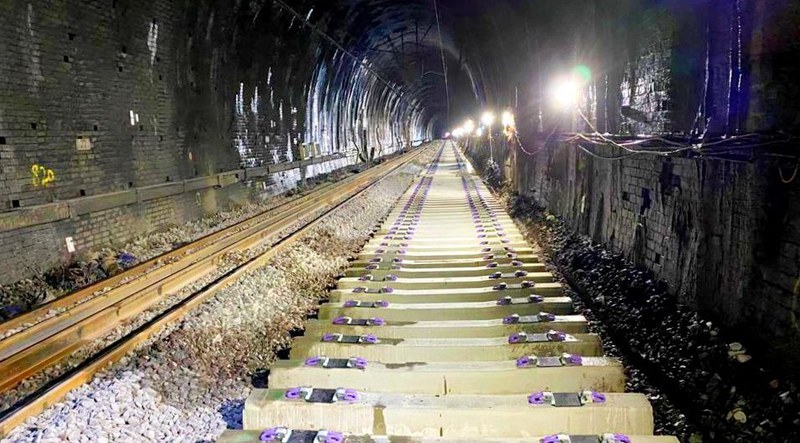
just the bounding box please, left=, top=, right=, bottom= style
left=31, top=164, right=56, bottom=187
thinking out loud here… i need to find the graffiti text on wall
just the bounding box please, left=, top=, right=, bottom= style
left=31, top=164, right=56, bottom=187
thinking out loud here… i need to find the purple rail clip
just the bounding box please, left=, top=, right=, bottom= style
left=284, top=388, right=303, bottom=400
left=521, top=281, right=535, bottom=288
left=358, top=275, right=374, bottom=282
left=508, top=333, right=525, bottom=344
left=384, top=275, right=398, bottom=282
left=528, top=391, right=546, bottom=405
left=493, top=282, right=509, bottom=291
left=369, top=317, right=385, bottom=326
left=563, top=353, right=583, bottom=365
left=349, top=357, right=368, bottom=369
left=259, top=428, right=281, bottom=442
left=538, top=312, right=557, bottom=322
left=361, top=334, right=379, bottom=344
left=592, top=391, right=607, bottom=403
left=344, top=300, right=360, bottom=307
left=503, top=314, right=520, bottom=324
left=332, top=316, right=350, bottom=325
left=375, top=299, right=390, bottom=307
left=486, top=262, right=499, bottom=269
left=497, top=296, right=513, bottom=306
left=489, top=272, right=503, bottom=280
left=351, top=287, right=366, bottom=294
left=610, top=434, right=632, bottom=443
left=529, top=295, right=545, bottom=304
left=540, top=435, right=561, bottom=443
left=516, top=355, right=534, bottom=368
left=547, top=330, right=567, bottom=342
left=515, top=270, right=529, bottom=277
left=322, top=333, right=338, bottom=342
left=324, top=431, right=345, bottom=443
left=305, top=357, right=323, bottom=367
left=339, top=389, right=360, bottom=402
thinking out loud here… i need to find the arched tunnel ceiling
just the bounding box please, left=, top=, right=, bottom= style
left=271, top=0, right=530, bottom=135
left=253, top=0, right=627, bottom=147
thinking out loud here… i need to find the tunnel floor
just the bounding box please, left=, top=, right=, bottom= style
left=0, top=142, right=798, bottom=442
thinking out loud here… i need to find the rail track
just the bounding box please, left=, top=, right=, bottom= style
left=218, top=141, right=680, bottom=443
left=0, top=145, right=431, bottom=436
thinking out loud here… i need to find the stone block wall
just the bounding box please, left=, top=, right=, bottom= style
left=467, top=0, right=800, bottom=371
left=0, top=0, right=379, bottom=284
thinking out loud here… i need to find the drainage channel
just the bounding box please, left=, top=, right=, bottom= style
left=218, top=141, right=679, bottom=443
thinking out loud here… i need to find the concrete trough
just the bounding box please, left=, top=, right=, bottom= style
left=357, top=248, right=536, bottom=261
left=329, top=283, right=564, bottom=301
left=219, top=431, right=678, bottom=443
left=242, top=390, right=654, bottom=437
left=350, top=254, right=540, bottom=268
left=370, top=234, right=526, bottom=244
left=343, top=263, right=548, bottom=279
left=335, top=273, right=554, bottom=290
left=361, top=240, right=532, bottom=253
left=267, top=357, right=626, bottom=394
left=317, top=298, right=574, bottom=321
left=303, top=316, right=589, bottom=338
left=288, top=334, right=604, bottom=362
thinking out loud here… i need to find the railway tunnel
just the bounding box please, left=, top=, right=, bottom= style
left=0, top=0, right=799, bottom=442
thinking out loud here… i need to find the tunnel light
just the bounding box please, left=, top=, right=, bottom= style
left=502, top=110, right=515, bottom=128
left=481, top=112, right=495, bottom=127
left=502, top=110, right=516, bottom=139
left=551, top=78, right=579, bottom=110
left=476, top=127, right=485, bottom=137
left=463, top=119, right=475, bottom=134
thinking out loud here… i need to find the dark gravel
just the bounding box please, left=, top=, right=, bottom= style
left=507, top=193, right=800, bottom=443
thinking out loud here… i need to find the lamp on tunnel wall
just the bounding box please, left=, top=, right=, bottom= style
left=502, top=110, right=516, bottom=141
left=550, top=78, right=580, bottom=110
left=464, top=119, right=475, bottom=135
left=550, top=66, right=592, bottom=112
left=481, top=112, right=496, bottom=161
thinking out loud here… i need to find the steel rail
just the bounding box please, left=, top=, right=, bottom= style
left=0, top=147, right=429, bottom=401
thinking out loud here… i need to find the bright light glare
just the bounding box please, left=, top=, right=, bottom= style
left=445, top=132, right=451, bottom=138
left=501, top=110, right=515, bottom=128
left=481, top=112, right=495, bottom=127
left=464, top=119, right=475, bottom=134
left=452, top=127, right=464, bottom=138
left=551, top=78, right=579, bottom=109
left=476, top=127, right=485, bottom=137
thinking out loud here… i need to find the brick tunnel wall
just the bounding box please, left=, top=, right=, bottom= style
left=466, top=0, right=800, bottom=372
left=0, top=0, right=364, bottom=284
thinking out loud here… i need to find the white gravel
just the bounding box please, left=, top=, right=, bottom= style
left=2, top=148, right=434, bottom=443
